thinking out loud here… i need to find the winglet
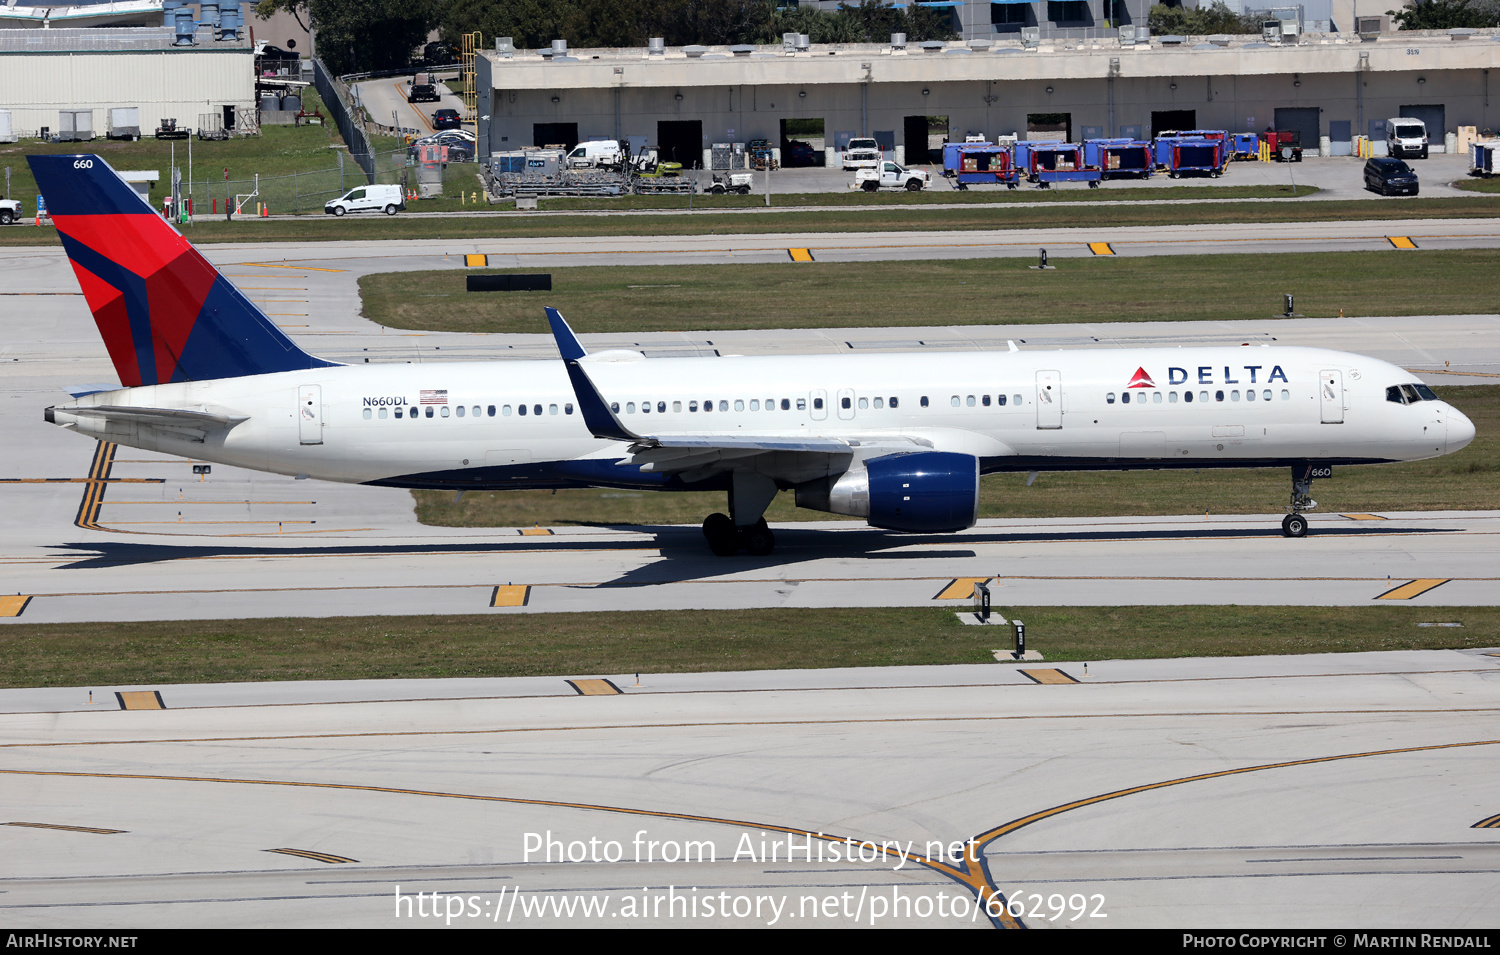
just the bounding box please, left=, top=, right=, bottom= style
left=545, top=308, right=638, bottom=443
left=546, top=307, right=587, bottom=360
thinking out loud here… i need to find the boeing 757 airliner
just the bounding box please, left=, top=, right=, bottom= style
left=31, top=155, right=1475, bottom=555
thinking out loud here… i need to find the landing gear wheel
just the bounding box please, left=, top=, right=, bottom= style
left=743, top=519, right=775, bottom=556
left=1282, top=513, right=1308, bottom=538
left=703, top=512, right=739, bottom=556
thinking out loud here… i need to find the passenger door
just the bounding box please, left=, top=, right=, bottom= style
left=1036, top=371, right=1062, bottom=429
left=298, top=385, right=323, bottom=444
left=1319, top=370, right=1344, bottom=424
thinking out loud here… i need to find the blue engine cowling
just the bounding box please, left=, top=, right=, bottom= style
left=866, top=451, right=979, bottom=533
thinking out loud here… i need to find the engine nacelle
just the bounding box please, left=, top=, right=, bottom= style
left=796, top=451, right=979, bottom=533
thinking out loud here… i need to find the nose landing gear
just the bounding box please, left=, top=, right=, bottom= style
left=1282, top=463, right=1319, bottom=538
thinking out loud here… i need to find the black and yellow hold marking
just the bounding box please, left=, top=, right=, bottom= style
left=5, top=821, right=125, bottom=834
left=567, top=679, right=623, bottom=696
left=74, top=441, right=118, bottom=530
left=1088, top=242, right=1115, bottom=255
left=934, top=577, right=992, bottom=600
left=490, top=585, right=531, bottom=607
left=115, top=691, right=165, bottom=711
left=1342, top=513, right=1387, bottom=521
left=1019, top=669, right=1080, bottom=685
left=1387, top=236, right=1419, bottom=250
left=788, top=248, right=814, bottom=262
left=464, top=253, right=488, bottom=267
left=0, top=596, right=32, bottom=618
left=265, top=847, right=358, bottom=864
left=1473, top=813, right=1500, bottom=829
left=1375, top=579, right=1450, bottom=600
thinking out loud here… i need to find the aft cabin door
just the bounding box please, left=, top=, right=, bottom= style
left=298, top=385, right=323, bottom=445
left=1319, top=370, right=1344, bottom=424
left=1036, top=371, right=1062, bottom=430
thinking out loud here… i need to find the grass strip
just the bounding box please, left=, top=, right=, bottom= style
left=1, top=606, right=1493, bottom=688
left=8, top=194, right=1500, bottom=247
left=362, top=250, right=1500, bottom=335
left=416, top=384, right=1496, bottom=528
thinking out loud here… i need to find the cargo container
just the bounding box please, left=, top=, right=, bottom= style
left=107, top=107, right=140, bottom=141
left=942, top=139, right=989, bottom=175
left=1084, top=139, right=1151, bottom=180
left=1154, top=136, right=1225, bottom=177
left=1229, top=132, right=1260, bottom=160
left=1168, top=129, right=1230, bottom=170
left=1016, top=141, right=1100, bottom=188
left=58, top=109, right=94, bottom=142
left=950, top=143, right=1017, bottom=189
left=1471, top=141, right=1499, bottom=177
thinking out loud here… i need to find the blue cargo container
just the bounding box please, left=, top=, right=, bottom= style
left=1153, top=137, right=1226, bottom=177
left=951, top=144, right=1018, bottom=189
left=1084, top=139, right=1152, bottom=180
left=1229, top=132, right=1260, bottom=160
left=1016, top=141, right=1100, bottom=188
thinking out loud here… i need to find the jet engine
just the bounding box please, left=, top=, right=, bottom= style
left=795, top=451, right=980, bottom=533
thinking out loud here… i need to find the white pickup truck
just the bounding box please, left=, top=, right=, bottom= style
left=842, top=137, right=882, bottom=170
left=0, top=197, right=22, bottom=224
left=851, top=161, right=930, bottom=192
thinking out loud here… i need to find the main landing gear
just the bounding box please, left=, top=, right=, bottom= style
left=1281, top=463, right=1318, bottom=538
left=701, top=471, right=779, bottom=556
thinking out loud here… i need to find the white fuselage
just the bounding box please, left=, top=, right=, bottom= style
left=47, top=345, right=1474, bottom=490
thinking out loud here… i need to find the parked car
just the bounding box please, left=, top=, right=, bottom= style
left=783, top=140, right=820, bottom=167
left=1386, top=117, right=1429, bottom=159
left=324, top=184, right=405, bottom=216
left=843, top=137, right=882, bottom=170
left=852, top=161, right=930, bottom=192
left=431, top=108, right=463, bottom=130
left=409, top=130, right=475, bottom=161
left=1364, top=157, right=1419, bottom=196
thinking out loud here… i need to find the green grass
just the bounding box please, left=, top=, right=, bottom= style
left=1452, top=176, right=1500, bottom=194
left=362, top=250, right=1500, bottom=335
left=7, top=193, right=1500, bottom=247
left=0, top=606, right=1493, bottom=688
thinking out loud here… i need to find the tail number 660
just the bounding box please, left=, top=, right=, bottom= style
left=73, top=159, right=94, bottom=169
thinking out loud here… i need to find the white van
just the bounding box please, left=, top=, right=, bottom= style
left=324, top=184, right=405, bottom=216
left=566, top=140, right=623, bottom=168
left=1386, top=117, right=1429, bottom=159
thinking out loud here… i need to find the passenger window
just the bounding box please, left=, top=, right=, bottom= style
left=749, top=400, right=758, bottom=411
left=842, top=397, right=852, bottom=410
left=704, top=401, right=713, bottom=412
left=690, top=401, right=699, bottom=412
left=1153, top=392, right=1162, bottom=404
left=641, top=401, right=650, bottom=413
left=1169, top=392, right=1178, bottom=403
left=488, top=405, right=495, bottom=416
left=395, top=408, right=403, bottom=418
left=440, top=406, right=450, bottom=417
left=1215, top=391, right=1224, bottom=402
left=966, top=395, right=975, bottom=407
left=781, top=399, right=790, bottom=410
left=1231, top=391, right=1240, bottom=402
left=1107, top=393, right=1116, bottom=404
left=996, top=395, right=1005, bottom=406
left=550, top=404, right=559, bottom=415
left=1246, top=390, right=1256, bottom=402
left=565, top=403, right=574, bottom=415
left=921, top=396, right=929, bottom=407
left=814, top=397, right=824, bottom=410
left=1183, top=391, right=1193, bottom=403
left=533, top=405, right=542, bottom=416
left=363, top=407, right=372, bottom=419
left=1282, top=390, right=1290, bottom=400
left=1263, top=390, right=1272, bottom=401
left=673, top=401, right=682, bottom=412
left=890, top=397, right=899, bottom=408
left=796, top=398, right=806, bottom=411
left=873, top=397, right=883, bottom=409
left=1013, top=395, right=1022, bottom=406
left=1200, top=391, right=1210, bottom=402
left=950, top=396, right=960, bottom=407
left=456, top=406, right=465, bottom=417
left=473, top=406, right=481, bottom=417
left=609, top=402, right=618, bottom=413
left=626, top=402, right=635, bottom=413
left=519, top=404, right=527, bottom=416
left=379, top=407, right=388, bottom=418
left=734, top=399, right=744, bottom=411
left=425, top=407, right=434, bottom=417
left=980, top=395, right=990, bottom=407
left=657, top=401, right=665, bottom=413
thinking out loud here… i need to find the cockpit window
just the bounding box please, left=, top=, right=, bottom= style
left=1400, top=384, right=1421, bottom=403
left=1414, top=384, right=1438, bottom=401
left=1388, top=383, right=1438, bottom=404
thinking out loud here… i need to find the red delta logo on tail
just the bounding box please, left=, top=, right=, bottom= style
left=1125, top=367, right=1156, bottom=389
left=27, top=154, right=333, bottom=387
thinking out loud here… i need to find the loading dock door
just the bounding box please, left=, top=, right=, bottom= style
left=658, top=120, right=703, bottom=167
left=1273, top=108, right=1320, bottom=152
left=903, top=116, right=931, bottom=164
left=1329, top=120, right=1351, bottom=156
left=533, top=122, right=578, bottom=149
left=1399, top=105, right=1446, bottom=149
left=1151, top=110, right=1195, bottom=136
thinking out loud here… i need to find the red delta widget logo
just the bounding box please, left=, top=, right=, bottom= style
left=1128, top=365, right=1291, bottom=387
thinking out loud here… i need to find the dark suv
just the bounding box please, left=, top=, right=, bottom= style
left=431, top=108, right=463, bottom=130
left=1364, top=157, right=1419, bottom=196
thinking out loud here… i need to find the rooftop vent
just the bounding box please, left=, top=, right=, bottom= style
left=891, top=32, right=907, bottom=49
left=551, top=39, right=568, bottom=55
left=729, top=44, right=754, bottom=55
left=648, top=37, right=665, bottom=55
left=1450, top=27, right=1476, bottom=39
left=920, top=40, right=945, bottom=52
left=684, top=45, right=708, bottom=57
left=1159, top=34, right=1186, bottom=45
left=967, top=39, right=992, bottom=51
left=795, top=34, right=811, bottom=51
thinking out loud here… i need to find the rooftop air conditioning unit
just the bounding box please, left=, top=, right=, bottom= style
left=1280, top=18, right=1300, bottom=40
left=495, top=36, right=515, bottom=56
left=1356, top=16, right=1381, bottom=36
left=1118, top=24, right=1136, bottom=43
left=1021, top=27, right=1040, bottom=48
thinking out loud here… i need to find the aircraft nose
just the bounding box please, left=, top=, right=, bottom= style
left=1447, top=406, right=1476, bottom=453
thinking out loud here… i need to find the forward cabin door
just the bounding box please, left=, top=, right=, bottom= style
left=1319, top=370, right=1344, bottom=424
left=1036, top=371, right=1062, bottom=429
left=298, top=384, right=324, bottom=444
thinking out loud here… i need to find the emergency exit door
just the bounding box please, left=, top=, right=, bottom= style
left=1036, top=371, right=1062, bottom=429
left=1319, top=370, right=1344, bottom=424
left=298, top=384, right=323, bottom=444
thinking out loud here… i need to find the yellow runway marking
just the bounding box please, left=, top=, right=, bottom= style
left=1088, top=242, right=1115, bottom=255
left=265, top=848, right=358, bottom=864
left=490, top=585, right=530, bottom=607
left=239, top=262, right=346, bottom=272
left=519, top=526, right=555, bottom=536
left=1020, top=669, right=1079, bottom=685
left=1410, top=368, right=1500, bottom=379
left=0, top=595, right=32, bottom=617
left=567, top=679, right=622, bottom=696
left=1375, top=578, right=1450, bottom=600
left=115, top=691, right=165, bottom=710
left=0, top=478, right=163, bottom=483
left=1387, top=236, right=1419, bottom=249
left=465, top=253, right=488, bottom=267
left=1473, top=813, right=1500, bottom=829
left=5, top=822, right=124, bottom=834
left=74, top=441, right=117, bottom=530
left=1342, top=513, right=1387, bottom=521
left=788, top=248, right=814, bottom=262
left=934, top=577, right=991, bottom=600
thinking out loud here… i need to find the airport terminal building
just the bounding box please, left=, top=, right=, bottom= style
left=476, top=28, right=1500, bottom=167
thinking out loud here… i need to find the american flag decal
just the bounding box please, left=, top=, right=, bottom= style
left=419, top=390, right=448, bottom=405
